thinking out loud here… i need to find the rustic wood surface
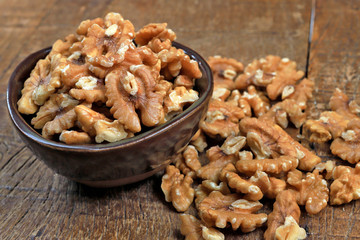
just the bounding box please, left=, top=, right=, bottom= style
left=0, top=0, right=359, bottom=239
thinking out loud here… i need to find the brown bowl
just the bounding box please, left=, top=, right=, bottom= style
left=7, top=42, right=213, bottom=187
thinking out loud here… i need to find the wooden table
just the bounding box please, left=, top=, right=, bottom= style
left=1, top=0, right=359, bottom=239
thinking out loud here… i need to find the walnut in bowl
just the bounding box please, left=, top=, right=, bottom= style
left=6, top=13, right=213, bottom=187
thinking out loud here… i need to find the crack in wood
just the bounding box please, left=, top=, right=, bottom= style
left=305, top=0, right=316, bottom=78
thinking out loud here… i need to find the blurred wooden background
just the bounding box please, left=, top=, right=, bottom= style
left=0, top=0, right=359, bottom=239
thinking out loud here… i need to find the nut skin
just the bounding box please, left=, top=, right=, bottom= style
left=241, top=85, right=270, bottom=117
left=234, top=56, right=304, bottom=100
left=330, top=118, right=360, bottom=164
left=285, top=78, right=314, bottom=110
left=287, top=169, right=329, bottom=215
left=59, top=130, right=91, bottom=144
left=161, top=165, right=195, bottom=212
left=174, top=145, right=201, bottom=178
left=198, top=191, right=267, bottom=232
left=330, top=88, right=359, bottom=120
left=200, top=99, right=245, bottom=139
left=330, top=163, right=360, bottom=205
left=179, top=214, right=225, bottom=240
left=264, top=190, right=301, bottom=240
left=259, top=99, right=306, bottom=129
left=240, top=118, right=321, bottom=171
left=220, top=163, right=263, bottom=201
left=303, top=111, right=349, bottom=143
left=197, top=146, right=238, bottom=183
left=236, top=155, right=298, bottom=176
left=249, top=171, right=286, bottom=199
left=275, top=216, right=307, bottom=240
left=207, top=56, right=244, bottom=91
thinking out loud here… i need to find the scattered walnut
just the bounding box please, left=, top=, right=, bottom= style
left=275, top=216, right=307, bottom=240
left=198, top=191, right=267, bottom=232
left=249, top=171, right=286, bottom=199
left=234, top=56, right=277, bottom=90
left=183, top=145, right=202, bottom=172
left=349, top=100, right=360, bottom=115
left=330, top=119, right=360, bottom=164
left=220, top=163, right=263, bottom=201
left=175, top=145, right=202, bottom=177
left=314, top=160, right=336, bottom=180
left=265, top=57, right=304, bottom=100
left=259, top=99, right=306, bottom=128
left=330, top=163, right=360, bottom=205
left=287, top=169, right=329, bottom=214
left=303, top=111, right=349, bottom=143
left=240, top=118, right=321, bottom=171
left=194, top=180, right=231, bottom=208
left=190, top=129, right=208, bottom=153
left=174, top=153, right=193, bottom=177
left=211, top=87, right=231, bottom=101
left=220, top=135, right=246, bottom=155
left=285, top=78, right=314, bottom=110
left=179, top=214, right=225, bottom=240
left=59, top=130, right=91, bottom=144
left=238, top=150, right=254, bottom=161
left=236, top=156, right=298, bottom=176
left=235, top=56, right=304, bottom=100
left=264, top=190, right=301, bottom=240
left=161, top=165, right=194, bottom=212
left=329, top=88, right=359, bottom=120
left=200, top=99, right=245, bottom=138
left=197, top=146, right=238, bottom=182
left=207, top=56, right=244, bottom=90
left=333, top=159, right=360, bottom=200
left=241, top=85, right=270, bottom=117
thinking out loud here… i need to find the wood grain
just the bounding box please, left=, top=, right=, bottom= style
left=0, top=0, right=359, bottom=239
left=306, top=0, right=360, bottom=239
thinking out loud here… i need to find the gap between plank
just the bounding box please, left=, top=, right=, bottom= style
left=305, top=0, right=316, bottom=78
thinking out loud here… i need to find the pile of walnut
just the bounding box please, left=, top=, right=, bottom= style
left=161, top=55, right=360, bottom=240
left=17, top=12, right=202, bottom=144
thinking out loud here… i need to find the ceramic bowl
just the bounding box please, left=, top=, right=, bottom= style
left=7, top=42, right=213, bottom=187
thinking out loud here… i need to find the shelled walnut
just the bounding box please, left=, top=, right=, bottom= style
left=161, top=165, right=194, bottom=212
left=240, top=118, right=320, bottom=171
left=180, top=214, right=225, bottom=240
left=264, top=190, right=303, bottom=240
left=207, top=56, right=244, bottom=90
left=198, top=191, right=267, bottom=232
left=287, top=169, right=329, bottom=215
left=17, top=12, right=202, bottom=144
left=330, top=163, right=360, bottom=205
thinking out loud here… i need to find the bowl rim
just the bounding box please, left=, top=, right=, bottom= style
left=7, top=41, right=213, bottom=152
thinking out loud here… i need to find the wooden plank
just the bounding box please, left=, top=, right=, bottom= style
left=306, top=0, right=360, bottom=239
left=8, top=0, right=360, bottom=239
